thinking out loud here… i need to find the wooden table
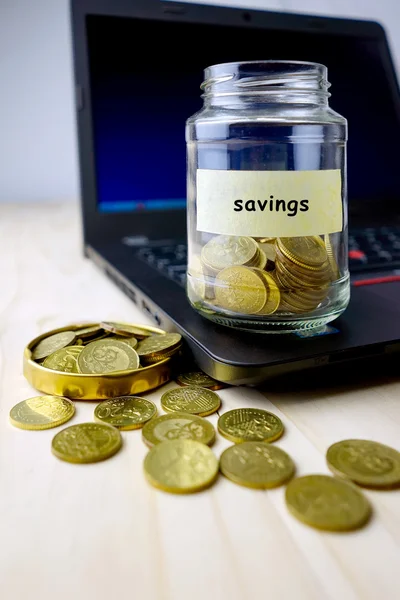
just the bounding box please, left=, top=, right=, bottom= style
left=1, top=203, right=400, bottom=600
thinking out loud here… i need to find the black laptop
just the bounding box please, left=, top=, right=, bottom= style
left=70, top=0, right=400, bottom=385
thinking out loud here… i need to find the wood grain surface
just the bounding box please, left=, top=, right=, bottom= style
left=1, top=203, right=400, bottom=600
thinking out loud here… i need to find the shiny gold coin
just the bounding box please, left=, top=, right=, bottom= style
left=109, top=335, right=138, bottom=349
left=136, top=333, right=182, bottom=361
left=100, top=322, right=151, bottom=339
left=66, top=345, right=84, bottom=354
left=327, top=439, right=400, bottom=488
left=254, top=270, right=281, bottom=315
left=161, top=386, right=221, bottom=417
left=43, top=347, right=82, bottom=373
left=32, top=331, right=76, bottom=361
left=142, top=412, right=215, bottom=447
left=52, top=422, right=122, bottom=463
left=285, top=474, right=371, bottom=532
left=78, top=339, right=140, bottom=374
left=218, top=408, right=284, bottom=443
left=94, top=396, right=157, bottom=430
left=220, top=442, right=295, bottom=489
left=324, top=234, right=340, bottom=280
left=10, top=396, right=75, bottom=430
left=215, top=266, right=267, bottom=314
left=176, top=371, right=224, bottom=390
left=277, top=236, right=327, bottom=268
left=144, top=439, right=219, bottom=493
left=74, top=325, right=102, bottom=339
left=201, top=235, right=258, bottom=271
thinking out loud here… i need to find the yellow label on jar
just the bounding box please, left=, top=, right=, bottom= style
left=196, top=169, right=343, bottom=236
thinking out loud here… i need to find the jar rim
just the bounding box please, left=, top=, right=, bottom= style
left=204, top=59, right=326, bottom=71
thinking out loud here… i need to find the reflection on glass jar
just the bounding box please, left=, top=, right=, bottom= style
left=186, top=61, right=349, bottom=333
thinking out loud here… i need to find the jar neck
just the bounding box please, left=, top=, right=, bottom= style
left=201, top=61, right=330, bottom=108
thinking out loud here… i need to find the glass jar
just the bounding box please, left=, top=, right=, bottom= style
left=186, top=60, right=349, bottom=333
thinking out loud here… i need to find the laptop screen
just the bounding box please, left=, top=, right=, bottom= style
left=87, top=14, right=400, bottom=223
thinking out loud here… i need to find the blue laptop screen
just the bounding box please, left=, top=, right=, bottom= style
left=87, top=14, right=400, bottom=219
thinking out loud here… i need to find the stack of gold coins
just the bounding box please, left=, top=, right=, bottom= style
left=188, top=234, right=340, bottom=318
left=274, top=236, right=333, bottom=313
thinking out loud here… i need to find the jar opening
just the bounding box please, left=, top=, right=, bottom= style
left=201, top=60, right=330, bottom=105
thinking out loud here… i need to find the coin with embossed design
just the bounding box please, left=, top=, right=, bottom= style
left=218, top=408, right=284, bottom=443
left=10, top=396, right=75, bottom=430
left=220, top=442, right=295, bottom=489
left=94, top=396, right=157, bottom=430
left=144, top=439, right=219, bottom=493
left=142, top=412, right=215, bottom=447
left=51, top=422, right=122, bottom=463
left=285, top=474, right=371, bottom=531
left=32, top=331, right=76, bottom=361
left=109, top=335, right=138, bottom=349
left=161, top=386, right=221, bottom=417
left=43, top=347, right=82, bottom=373
left=215, top=266, right=267, bottom=314
left=176, top=371, right=224, bottom=390
left=327, top=439, right=400, bottom=488
left=78, top=339, right=140, bottom=374
left=201, top=235, right=258, bottom=271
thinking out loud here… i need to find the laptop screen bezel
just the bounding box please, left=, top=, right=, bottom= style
left=70, top=0, right=398, bottom=245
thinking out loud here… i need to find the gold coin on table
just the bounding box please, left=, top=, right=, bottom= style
left=10, top=396, right=75, bottom=431
left=136, top=333, right=182, bottom=360
left=220, top=442, right=295, bottom=489
left=143, top=439, right=219, bottom=493
left=326, top=439, right=400, bottom=489
left=176, top=371, right=224, bottom=390
left=142, top=412, right=215, bottom=447
left=51, top=422, right=122, bottom=463
left=100, top=322, right=151, bottom=339
left=277, top=236, right=327, bottom=268
left=32, top=331, right=76, bottom=361
left=201, top=235, right=258, bottom=271
left=218, top=408, right=284, bottom=443
left=161, top=386, right=221, bottom=417
left=73, top=325, right=103, bottom=339
left=215, top=266, right=267, bottom=314
left=43, top=347, right=82, bottom=373
left=255, top=270, right=281, bottom=315
left=94, top=396, right=157, bottom=430
left=285, top=474, right=371, bottom=532
left=78, top=339, right=140, bottom=373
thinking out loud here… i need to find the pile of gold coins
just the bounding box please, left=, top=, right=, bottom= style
left=30, top=321, right=182, bottom=373
left=24, top=321, right=183, bottom=400
left=188, top=234, right=339, bottom=316
left=11, top=321, right=400, bottom=533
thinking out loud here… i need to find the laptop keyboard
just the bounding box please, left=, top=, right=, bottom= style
left=349, top=226, right=400, bottom=272
left=134, top=227, right=400, bottom=286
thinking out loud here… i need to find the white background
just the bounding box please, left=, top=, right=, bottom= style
left=0, top=0, right=399, bottom=203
